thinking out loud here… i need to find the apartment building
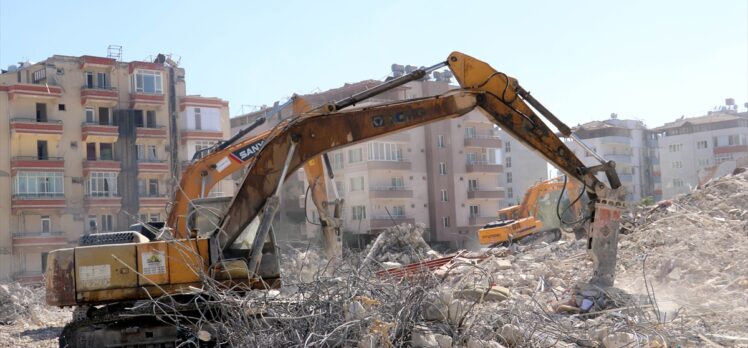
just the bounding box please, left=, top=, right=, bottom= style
left=497, top=130, right=550, bottom=208
left=234, top=70, right=506, bottom=250
left=653, top=108, right=748, bottom=198
left=563, top=116, right=658, bottom=202
left=0, top=53, right=229, bottom=281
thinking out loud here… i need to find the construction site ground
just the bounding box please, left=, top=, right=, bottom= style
left=2, top=170, right=748, bottom=347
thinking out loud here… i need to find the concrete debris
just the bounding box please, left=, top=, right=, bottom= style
left=9, top=171, right=748, bottom=347
left=365, top=223, right=441, bottom=265
left=0, top=282, right=71, bottom=347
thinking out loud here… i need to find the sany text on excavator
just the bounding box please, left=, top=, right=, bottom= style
left=46, top=52, right=625, bottom=347
left=477, top=176, right=586, bottom=246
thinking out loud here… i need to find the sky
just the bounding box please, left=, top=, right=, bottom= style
left=0, top=0, right=746, bottom=128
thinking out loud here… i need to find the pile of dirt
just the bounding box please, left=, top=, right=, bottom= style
left=615, top=170, right=748, bottom=345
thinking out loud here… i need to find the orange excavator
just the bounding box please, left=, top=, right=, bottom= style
left=46, top=52, right=626, bottom=347
left=477, top=176, right=586, bottom=246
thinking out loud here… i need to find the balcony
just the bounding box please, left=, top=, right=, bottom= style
left=82, top=160, right=121, bottom=175
left=11, top=156, right=64, bottom=173
left=465, top=161, right=503, bottom=173
left=11, top=193, right=66, bottom=213
left=12, top=231, right=67, bottom=247
left=10, top=118, right=63, bottom=138
left=81, top=122, right=119, bottom=142
left=467, top=188, right=505, bottom=199
left=137, top=126, right=168, bottom=141
left=713, top=144, right=748, bottom=155
left=464, top=134, right=502, bottom=148
left=369, top=186, right=413, bottom=199
left=130, top=92, right=165, bottom=109
left=84, top=194, right=121, bottom=208
left=4, top=83, right=62, bottom=101
left=80, top=86, right=118, bottom=106
left=139, top=195, right=169, bottom=208
left=469, top=216, right=498, bottom=226
left=366, top=158, right=412, bottom=171
left=600, top=136, right=632, bottom=145
left=180, top=129, right=224, bottom=143
left=138, top=160, right=169, bottom=173
left=370, top=215, right=416, bottom=229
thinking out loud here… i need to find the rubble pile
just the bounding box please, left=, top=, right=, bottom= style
left=364, top=223, right=442, bottom=266
left=0, top=282, right=71, bottom=347
left=616, top=170, right=748, bottom=345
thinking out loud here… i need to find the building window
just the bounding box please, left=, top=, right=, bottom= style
left=696, top=140, right=708, bottom=149
left=437, top=135, right=446, bottom=148
left=193, top=140, right=216, bottom=159
left=99, top=143, right=114, bottom=160
left=440, top=189, right=448, bottom=202
left=194, top=108, right=202, bottom=130
left=146, top=110, right=157, bottom=128
left=505, top=141, right=511, bottom=153
left=14, top=172, right=64, bottom=197
left=85, top=72, right=95, bottom=88
left=40, top=216, right=51, bottom=233
left=715, top=153, right=735, bottom=164
left=350, top=176, right=364, bottom=192
left=348, top=148, right=363, bottom=163
left=668, top=144, right=683, bottom=152
left=507, top=187, right=513, bottom=199
left=672, top=161, right=683, bottom=169
left=506, top=172, right=513, bottom=184
left=352, top=205, right=366, bottom=220
left=85, top=108, right=96, bottom=123
left=442, top=216, right=450, bottom=227
left=697, top=158, right=709, bottom=166
left=100, top=214, right=113, bottom=232
left=132, top=70, right=163, bottom=94
left=368, top=142, right=402, bottom=161
left=148, top=179, right=159, bottom=196
left=391, top=176, right=404, bottom=188
left=391, top=205, right=405, bottom=217
left=506, top=156, right=512, bottom=168
left=87, top=172, right=118, bottom=197
left=331, top=152, right=344, bottom=170
left=673, top=178, right=684, bottom=188
left=439, top=162, right=447, bottom=175
left=97, top=72, right=109, bottom=88
left=86, top=215, right=98, bottom=233
left=208, top=182, right=224, bottom=197
left=469, top=205, right=480, bottom=217
left=464, top=126, right=476, bottom=139
left=468, top=179, right=478, bottom=191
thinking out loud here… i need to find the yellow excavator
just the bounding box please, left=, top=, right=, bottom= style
left=477, top=176, right=586, bottom=246
left=46, top=52, right=625, bottom=347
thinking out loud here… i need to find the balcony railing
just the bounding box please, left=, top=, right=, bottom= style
left=464, top=133, right=502, bottom=148
left=11, top=117, right=63, bottom=124
left=465, top=160, right=503, bottom=173
left=13, top=231, right=64, bottom=237
left=369, top=186, right=413, bottom=199
left=86, top=193, right=120, bottom=198
left=366, top=158, right=411, bottom=170
left=12, top=193, right=64, bottom=199
left=467, top=188, right=505, bottom=199
left=82, top=85, right=116, bottom=90
left=370, top=186, right=409, bottom=191
left=12, top=156, right=63, bottom=161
